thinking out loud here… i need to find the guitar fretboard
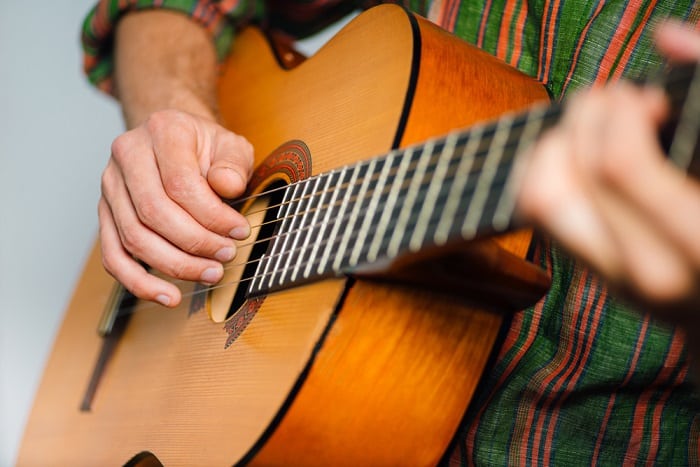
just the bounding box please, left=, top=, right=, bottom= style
left=246, top=62, right=700, bottom=297
left=247, top=103, right=561, bottom=295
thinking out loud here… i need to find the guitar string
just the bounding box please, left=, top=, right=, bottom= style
left=154, top=175, right=514, bottom=301
left=127, top=175, right=520, bottom=315
left=124, top=67, right=697, bottom=309
left=165, top=110, right=557, bottom=286
left=162, top=149, right=537, bottom=295
left=230, top=107, right=558, bottom=244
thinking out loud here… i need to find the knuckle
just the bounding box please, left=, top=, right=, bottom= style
left=598, top=140, right=634, bottom=186
left=146, top=109, right=175, bottom=131
left=133, top=194, right=161, bottom=227
left=162, top=172, right=195, bottom=200
left=183, top=235, right=208, bottom=255
left=169, top=259, right=196, bottom=281
left=146, top=109, right=190, bottom=138
left=100, top=163, right=121, bottom=198
left=100, top=170, right=113, bottom=197
left=110, top=130, right=139, bottom=163
left=202, top=214, right=223, bottom=232
left=124, top=279, right=149, bottom=300
left=631, top=258, right=692, bottom=305
left=119, top=224, right=145, bottom=258
left=236, top=135, right=255, bottom=168
left=101, top=252, right=117, bottom=278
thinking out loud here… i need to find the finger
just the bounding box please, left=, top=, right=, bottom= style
left=147, top=111, right=250, bottom=240
left=561, top=88, right=607, bottom=163
left=590, top=87, right=700, bottom=301
left=111, top=125, right=238, bottom=262
left=98, top=196, right=182, bottom=307
left=655, top=21, right=700, bottom=62
left=102, top=158, right=227, bottom=285
left=208, top=129, right=254, bottom=200
left=518, top=128, right=621, bottom=275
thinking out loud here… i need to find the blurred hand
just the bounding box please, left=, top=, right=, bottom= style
left=99, top=109, right=253, bottom=307
left=518, top=21, right=700, bottom=321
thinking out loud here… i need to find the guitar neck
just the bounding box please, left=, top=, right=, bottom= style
left=665, top=62, right=700, bottom=176
left=246, top=62, right=700, bottom=297
left=247, top=103, right=561, bottom=295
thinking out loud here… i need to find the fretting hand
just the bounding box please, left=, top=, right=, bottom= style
left=518, top=21, right=700, bottom=325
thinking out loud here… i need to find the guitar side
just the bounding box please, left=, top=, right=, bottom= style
left=18, top=5, right=549, bottom=466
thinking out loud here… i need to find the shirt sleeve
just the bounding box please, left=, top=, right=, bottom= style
left=81, top=0, right=263, bottom=93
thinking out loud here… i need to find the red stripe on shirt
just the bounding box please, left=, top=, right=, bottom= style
left=526, top=273, right=602, bottom=466
left=623, top=330, right=684, bottom=463
left=560, top=1, right=607, bottom=96
left=541, top=0, right=564, bottom=85
left=594, top=0, right=644, bottom=85
left=496, top=0, right=518, bottom=63
left=645, top=334, right=688, bottom=465
left=610, top=0, right=657, bottom=82
left=476, top=0, right=494, bottom=48
left=509, top=2, right=529, bottom=69
left=591, top=315, right=652, bottom=465
left=541, top=279, right=607, bottom=467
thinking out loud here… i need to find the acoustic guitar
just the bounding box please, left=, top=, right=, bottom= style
left=17, top=4, right=697, bottom=466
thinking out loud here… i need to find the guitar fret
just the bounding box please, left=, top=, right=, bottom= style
left=409, top=132, right=458, bottom=251
left=316, top=163, right=363, bottom=275
left=266, top=183, right=304, bottom=289
left=367, top=149, right=411, bottom=262
left=387, top=141, right=434, bottom=257
left=287, top=175, right=324, bottom=283
left=461, top=115, right=514, bottom=238
left=302, top=169, right=345, bottom=279
left=492, top=105, right=548, bottom=231
left=333, top=158, right=378, bottom=270
left=349, top=152, right=396, bottom=266
left=249, top=184, right=295, bottom=293
left=434, top=126, right=483, bottom=245
left=669, top=62, right=700, bottom=173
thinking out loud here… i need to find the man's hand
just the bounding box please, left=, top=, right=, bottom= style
left=100, top=10, right=254, bottom=307
left=518, top=22, right=700, bottom=322
left=100, top=110, right=253, bottom=307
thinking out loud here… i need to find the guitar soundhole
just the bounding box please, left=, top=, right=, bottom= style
left=208, top=181, right=286, bottom=324
left=227, top=183, right=286, bottom=319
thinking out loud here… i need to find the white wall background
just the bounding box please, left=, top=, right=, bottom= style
left=0, top=1, right=123, bottom=464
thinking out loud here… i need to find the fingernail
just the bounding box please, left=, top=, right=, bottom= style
left=230, top=225, right=250, bottom=239
left=215, top=246, right=235, bottom=262
left=156, top=294, right=171, bottom=306
left=201, top=267, right=222, bottom=284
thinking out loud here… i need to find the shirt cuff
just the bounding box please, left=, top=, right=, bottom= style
left=81, top=0, right=258, bottom=94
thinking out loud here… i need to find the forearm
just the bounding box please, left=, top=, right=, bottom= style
left=114, top=9, right=219, bottom=128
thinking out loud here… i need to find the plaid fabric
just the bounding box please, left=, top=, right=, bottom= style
left=81, top=1, right=700, bottom=465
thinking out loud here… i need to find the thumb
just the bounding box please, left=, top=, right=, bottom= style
left=207, top=131, right=254, bottom=199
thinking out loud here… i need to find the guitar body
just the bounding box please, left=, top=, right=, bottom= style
left=18, top=5, right=549, bottom=466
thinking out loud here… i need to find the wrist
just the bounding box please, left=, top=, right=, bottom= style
left=114, top=10, right=219, bottom=128
left=120, top=82, right=218, bottom=129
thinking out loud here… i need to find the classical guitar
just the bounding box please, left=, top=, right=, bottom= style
left=18, top=4, right=698, bottom=466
